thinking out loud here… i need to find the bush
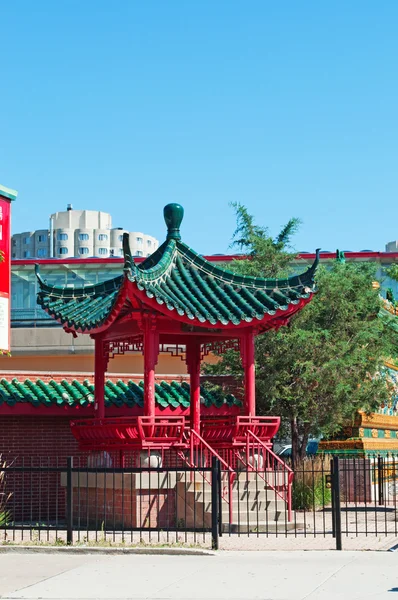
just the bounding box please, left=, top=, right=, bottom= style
left=292, top=457, right=332, bottom=510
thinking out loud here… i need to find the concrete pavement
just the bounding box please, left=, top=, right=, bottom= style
left=0, top=550, right=397, bottom=599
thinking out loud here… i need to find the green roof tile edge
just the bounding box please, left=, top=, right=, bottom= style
left=0, top=378, right=240, bottom=409
left=0, top=184, right=18, bottom=201
left=35, top=264, right=124, bottom=298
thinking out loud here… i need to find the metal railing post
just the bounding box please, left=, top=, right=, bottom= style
left=66, top=457, right=73, bottom=545
left=217, top=460, right=223, bottom=537
left=211, top=457, right=219, bottom=550
left=332, top=456, right=342, bottom=550
left=377, top=455, right=384, bottom=506
left=330, top=460, right=335, bottom=538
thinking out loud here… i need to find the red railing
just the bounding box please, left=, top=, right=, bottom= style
left=177, top=429, right=235, bottom=523
left=241, top=429, right=293, bottom=521
left=70, top=416, right=186, bottom=450
left=201, top=415, right=280, bottom=445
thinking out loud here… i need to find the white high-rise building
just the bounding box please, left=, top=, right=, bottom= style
left=386, top=241, right=398, bottom=253
left=12, top=205, right=159, bottom=259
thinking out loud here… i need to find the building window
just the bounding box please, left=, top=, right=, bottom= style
left=79, top=233, right=89, bottom=241
left=135, top=251, right=143, bottom=257
left=12, top=253, right=16, bottom=258
left=12, top=239, right=16, bottom=247
left=59, top=247, right=68, bottom=255
left=37, top=234, right=46, bottom=243
left=58, top=233, right=68, bottom=241
left=23, top=250, right=31, bottom=258
left=98, top=234, right=108, bottom=241
left=79, top=247, right=89, bottom=255
left=23, top=237, right=30, bottom=244
left=147, top=240, right=152, bottom=247
left=118, top=235, right=123, bottom=242
left=136, top=237, right=143, bottom=244
left=147, top=253, right=151, bottom=257
left=37, top=248, right=47, bottom=257
left=119, top=248, right=124, bottom=255
left=98, top=248, right=108, bottom=255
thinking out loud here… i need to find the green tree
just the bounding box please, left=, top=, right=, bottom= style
left=204, top=205, right=393, bottom=465
left=229, top=202, right=300, bottom=277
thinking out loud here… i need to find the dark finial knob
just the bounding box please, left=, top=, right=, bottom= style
left=164, top=203, right=184, bottom=240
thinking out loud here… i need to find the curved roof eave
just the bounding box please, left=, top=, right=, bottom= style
left=36, top=264, right=130, bottom=335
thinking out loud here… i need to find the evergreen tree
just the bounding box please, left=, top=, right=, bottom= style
left=204, top=204, right=394, bottom=465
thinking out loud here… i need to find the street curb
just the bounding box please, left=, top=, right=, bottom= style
left=0, top=545, right=216, bottom=556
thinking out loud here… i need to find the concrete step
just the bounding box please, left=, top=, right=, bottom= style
left=222, top=521, right=301, bottom=534
left=219, top=509, right=286, bottom=521
left=231, top=473, right=290, bottom=486
left=183, top=478, right=288, bottom=493
left=177, top=470, right=290, bottom=483
left=188, top=489, right=288, bottom=505
left=183, top=487, right=288, bottom=502
left=201, top=498, right=286, bottom=513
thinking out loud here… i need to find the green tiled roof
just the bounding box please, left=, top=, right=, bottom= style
left=0, top=378, right=241, bottom=409
left=36, top=270, right=123, bottom=332
left=37, top=204, right=319, bottom=332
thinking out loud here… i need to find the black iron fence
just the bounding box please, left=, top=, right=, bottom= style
left=0, top=456, right=220, bottom=548
left=1, top=454, right=398, bottom=550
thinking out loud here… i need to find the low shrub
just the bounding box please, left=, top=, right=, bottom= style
left=292, top=457, right=332, bottom=510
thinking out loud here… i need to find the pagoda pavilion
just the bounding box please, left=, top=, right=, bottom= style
left=36, top=204, right=319, bottom=476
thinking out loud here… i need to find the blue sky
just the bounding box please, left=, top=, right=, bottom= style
left=1, top=1, right=397, bottom=254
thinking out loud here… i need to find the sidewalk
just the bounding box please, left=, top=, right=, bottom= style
left=0, top=550, right=397, bottom=599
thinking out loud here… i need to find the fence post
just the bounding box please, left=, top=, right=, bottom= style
left=377, top=455, right=384, bottom=506
left=66, top=456, right=73, bottom=545
left=330, top=460, right=335, bottom=538
left=217, top=459, right=223, bottom=537
left=211, top=457, right=219, bottom=550
left=331, top=456, right=342, bottom=551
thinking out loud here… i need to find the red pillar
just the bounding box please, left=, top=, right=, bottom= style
left=143, top=327, right=159, bottom=418
left=241, top=331, right=256, bottom=416
left=186, top=341, right=201, bottom=433
left=94, top=336, right=107, bottom=420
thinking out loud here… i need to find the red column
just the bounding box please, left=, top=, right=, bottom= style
left=143, top=327, right=159, bottom=418
left=241, top=331, right=256, bottom=416
left=186, top=341, right=201, bottom=433
left=94, top=336, right=107, bottom=420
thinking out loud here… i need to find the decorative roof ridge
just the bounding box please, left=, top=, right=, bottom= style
left=176, top=243, right=320, bottom=290
left=123, top=232, right=178, bottom=282
left=122, top=232, right=134, bottom=273
left=286, top=248, right=320, bottom=289
left=35, top=264, right=124, bottom=299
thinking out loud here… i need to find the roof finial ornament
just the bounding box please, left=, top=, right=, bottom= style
left=164, top=203, right=184, bottom=240
left=336, top=249, right=346, bottom=264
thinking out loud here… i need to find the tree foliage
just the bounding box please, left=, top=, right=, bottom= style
left=204, top=205, right=394, bottom=464
left=230, top=202, right=301, bottom=277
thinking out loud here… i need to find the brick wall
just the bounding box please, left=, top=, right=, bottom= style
left=0, top=416, right=79, bottom=523
left=0, top=416, right=80, bottom=464
left=73, top=488, right=176, bottom=530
